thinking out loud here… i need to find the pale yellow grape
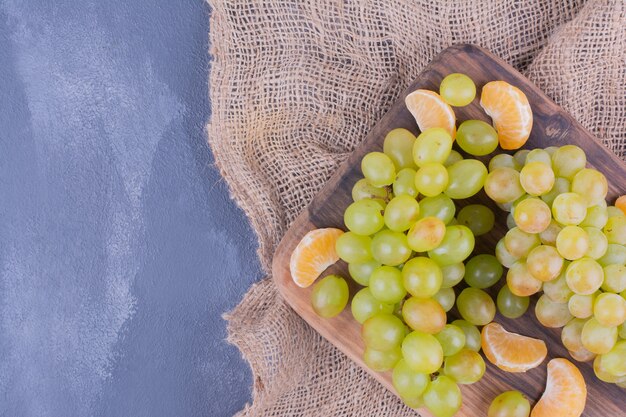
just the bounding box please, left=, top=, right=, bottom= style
left=413, top=128, right=453, bottom=167
left=392, top=168, right=419, bottom=198
left=444, top=159, right=488, bottom=199
left=597, top=340, right=626, bottom=377
left=568, top=293, right=598, bottom=319
left=602, top=264, right=626, bottom=293
left=384, top=195, right=420, bottom=232
left=392, top=359, right=430, bottom=400
left=535, top=294, right=572, bottom=328
left=362, top=151, right=396, bottom=187
left=542, top=270, right=573, bottom=303
left=593, top=293, right=626, bottom=327
left=364, top=346, right=402, bottom=372
left=580, top=204, right=609, bottom=228
left=544, top=146, right=558, bottom=156
left=414, top=163, right=449, bottom=197
left=566, top=258, right=603, bottom=295
left=402, top=331, right=444, bottom=374
left=583, top=227, right=608, bottom=260
left=444, top=150, right=464, bottom=167
left=556, top=226, right=589, bottom=260
left=489, top=153, right=520, bottom=171
left=525, top=148, right=552, bottom=165
left=527, top=245, right=564, bottom=282
left=403, top=297, right=446, bottom=334
left=504, top=227, right=540, bottom=258
left=484, top=167, right=525, bottom=203
left=513, top=197, right=551, bottom=233
left=495, top=238, right=520, bottom=268
left=440, top=262, right=465, bottom=288
left=433, top=287, right=456, bottom=312
left=506, top=261, right=543, bottom=297
left=561, top=318, right=587, bottom=352
left=607, top=205, right=626, bottom=218
left=571, top=168, right=608, bottom=207
left=598, top=244, right=626, bottom=267
left=539, top=220, right=562, bottom=246
left=581, top=317, right=617, bottom=354
left=383, top=128, right=417, bottom=170
left=520, top=161, right=555, bottom=196
left=541, top=176, right=570, bottom=206
left=406, top=216, right=446, bottom=252
left=402, top=257, right=443, bottom=298
left=604, top=216, right=626, bottom=245
left=440, top=73, right=476, bottom=106
left=593, top=355, right=626, bottom=383
left=551, top=192, right=587, bottom=225
left=352, top=178, right=389, bottom=202
left=513, top=149, right=530, bottom=166
left=552, top=145, right=586, bottom=180
left=569, top=347, right=596, bottom=363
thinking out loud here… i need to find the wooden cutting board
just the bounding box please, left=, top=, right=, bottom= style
left=272, top=44, right=626, bottom=417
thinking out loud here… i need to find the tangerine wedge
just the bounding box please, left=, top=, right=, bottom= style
left=405, top=89, right=456, bottom=137
left=616, top=195, right=626, bottom=215
left=531, top=358, right=587, bottom=417
left=290, top=228, right=343, bottom=288
left=481, top=322, right=547, bottom=372
left=480, top=81, right=533, bottom=150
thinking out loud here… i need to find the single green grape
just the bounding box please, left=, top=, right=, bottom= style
left=352, top=178, right=389, bottom=202
left=415, top=163, right=449, bottom=197
left=351, top=287, right=394, bottom=324
left=552, top=145, right=586, bottom=180
left=495, top=238, right=520, bottom=268
left=525, top=148, right=552, bottom=165
left=513, top=149, right=530, bottom=166
left=435, top=324, right=466, bottom=356
left=456, top=120, right=498, bottom=156
left=344, top=198, right=385, bottom=235
left=428, top=225, right=475, bottom=266
left=513, top=197, right=552, bottom=234
left=371, top=229, right=412, bottom=266
left=348, top=259, right=381, bottom=286
left=451, top=319, right=481, bottom=352
left=311, top=275, right=349, bottom=318
left=456, top=287, right=496, bottom=326
left=539, top=220, right=562, bottom=246
left=541, top=176, right=570, bottom=206
left=571, top=168, right=608, bottom=207
left=402, top=296, right=446, bottom=334
left=488, top=391, right=530, bottom=417
left=418, top=194, right=456, bottom=224
left=440, top=262, right=465, bottom=288
left=443, top=348, right=486, bottom=384
left=413, top=128, right=453, bottom=167
left=542, top=270, right=572, bottom=303
left=598, top=244, right=626, bottom=267
left=439, top=73, right=476, bottom=107
left=335, top=232, right=372, bottom=263
left=565, top=258, right=603, bottom=295
left=369, top=266, right=406, bottom=304
left=552, top=192, right=587, bottom=225
left=581, top=317, right=617, bottom=354
left=402, top=331, right=444, bottom=374
left=383, top=128, right=417, bottom=170
left=504, top=227, right=540, bottom=259
left=432, top=287, right=455, bottom=312
left=526, top=245, right=564, bottom=282
left=445, top=159, right=488, bottom=199
left=580, top=204, right=609, bottom=229
left=361, top=151, right=396, bottom=187
left=402, top=257, right=443, bottom=298
left=363, top=345, right=402, bottom=372
left=392, top=359, right=430, bottom=400
left=400, top=394, right=425, bottom=409
left=464, top=254, right=503, bottom=289
left=384, top=195, right=420, bottom=232
left=407, top=216, right=446, bottom=252
left=423, top=375, right=462, bottom=417
left=361, top=313, right=405, bottom=351
left=520, top=161, right=555, bottom=196
left=535, top=294, right=572, bottom=328
left=561, top=318, right=587, bottom=352
left=489, top=154, right=521, bottom=172
left=506, top=261, right=542, bottom=297
left=593, top=292, right=626, bottom=327
left=497, top=284, right=529, bottom=319
left=484, top=167, right=525, bottom=203
left=393, top=168, right=419, bottom=198
left=568, top=293, right=597, bottom=319
left=544, top=146, right=558, bottom=155
left=556, top=226, right=589, bottom=260
left=597, top=340, right=626, bottom=377
left=604, top=216, right=626, bottom=245
left=457, top=204, right=495, bottom=236
left=602, top=264, right=626, bottom=293
left=593, top=354, right=625, bottom=383
left=583, top=226, right=608, bottom=260
left=444, top=149, right=463, bottom=167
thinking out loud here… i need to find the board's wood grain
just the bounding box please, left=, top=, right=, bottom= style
left=272, top=44, right=626, bottom=417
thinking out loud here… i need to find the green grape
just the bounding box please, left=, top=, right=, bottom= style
left=433, top=287, right=455, bottom=312
left=418, top=194, right=456, bottom=224
left=413, top=128, right=453, bottom=167
left=311, top=275, right=349, bottom=318
left=423, top=375, right=462, bottom=417
left=344, top=199, right=385, bottom=235
left=604, top=216, right=626, bottom=245
left=593, top=355, right=626, bottom=383
left=497, top=284, right=529, bottom=319
left=383, top=128, right=417, bottom=170
left=456, top=120, right=498, bottom=156
left=552, top=145, right=586, bottom=180
left=402, top=331, right=444, bottom=374
left=561, top=318, right=587, bottom=352
left=351, top=288, right=394, bottom=324
left=607, top=205, right=626, bottom=218
left=525, top=148, right=552, bottom=165
left=542, top=270, right=573, bottom=303
left=539, top=220, right=562, bottom=246
left=457, top=204, right=495, bottom=236
left=383, top=195, right=420, bottom=232
left=364, top=345, right=402, bottom=372
left=402, top=257, right=443, bottom=298
left=348, top=259, right=381, bottom=286
left=526, top=245, right=564, bottom=282
left=556, top=226, right=589, bottom=260
left=362, top=151, right=396, bottom=187
left=457, top=287, right=496, bottom=326
left=369, top=266, right=407, bottom=303
left=566, top=258, right=603, bottom=295
left=352, top=178, right=389, bottom=202
left=513, top=149, right=530, bottom=166
left=435, top=324, right=466, bottom=356
left=568, top=293, right=597, bottom=319
left=506, top=261, right=542, bottom=297
left=400, top=395, right=425, bottom=409
left=407, top=216, right=446, bottom=252
left=551, top=192, right=587, bottom=226
left=428, top=225, right=475, bottom=266
left=506, top=213, right=516, bottom=229
left=593, top=292, right=626, bottom=327
left=393, top=168, right=419, bottom=198
left=488, top=391, right=531, bottom=417
left=571, top=168, right=608, bottom=207
left=520, top=161, right=555, bottom=196
left=495, top=238, right=520, bottom=268
left=484, top=167, right=525, bottom=203
left=544, top=146, right=558, bottom=156
left=464, top=254, right=503, bottom=289
left=414, top=163, right=449, bottom=197
left=581, top=317, right=617, bottom=354
left=584, top=226, right=608, bottom=260
left=403, top=297, right=446, bottom=334
left=598, top=340, right=626, bottom=377
left=439, top=73, right=476, bottom=107
left=569, top=347, right=596, bottom=363
left=451, top=319, right=481, bottom=352
left=441, top=262, right=465, bottom=288
left=362, top=313, right=405, bottom=350
left=504, top=227, right=540, bottom=258
left=541, top=176, right=570, bottom=206
left=392, top=359, right=430, bottom=400
left=580, top=204, right=609, bottom=228
left=443, top=348, right=485, bottom=384
left=444, top=149, right=463, bottom=167
left=598, top=244, right=626, bottom=267
left=445, top=159, right=488, bottom=199
left=513, top=197, right=552, bottom=234
left=602, top=264, right=626, bottom=293
left=371, top=229, right=412, bottom=266
left=489, top=154, right=521, bottom=172
left=535, top=294, right=572, bottom=328
left=336, top=232, right=372, bottom=263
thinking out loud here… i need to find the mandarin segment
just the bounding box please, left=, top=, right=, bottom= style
left=530, top=358, right=586, bottom=417
left=481, top=322, right=547, bottom=372
left=405, top=89, right=456, bottom=137
left=290, top=228, right=344, bottom=288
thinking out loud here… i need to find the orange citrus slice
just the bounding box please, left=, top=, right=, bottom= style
left=290, top=228, right=343, bottom=288
left=405, top=89, right=456, bottom=137
left=480, top=81, right=533, bottom=150
left=531, top=358, right=587, bottom=417
left=481, top=322, right=547, bottom=372
left=616, top=195, right=626, bottom=215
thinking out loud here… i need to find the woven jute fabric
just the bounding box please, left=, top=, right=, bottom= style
left=207, top=1, right=625, bottom=415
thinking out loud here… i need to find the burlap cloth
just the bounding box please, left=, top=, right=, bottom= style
left=207, top=1, right=625, bottom=415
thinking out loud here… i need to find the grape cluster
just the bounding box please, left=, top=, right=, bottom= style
left=492, top=145, right=626, bottom=388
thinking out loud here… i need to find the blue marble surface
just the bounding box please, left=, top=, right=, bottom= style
left=0, top=1, right=261, bottom=416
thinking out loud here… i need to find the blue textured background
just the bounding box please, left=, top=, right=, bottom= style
left=0, top=1, right=261, bottom=416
